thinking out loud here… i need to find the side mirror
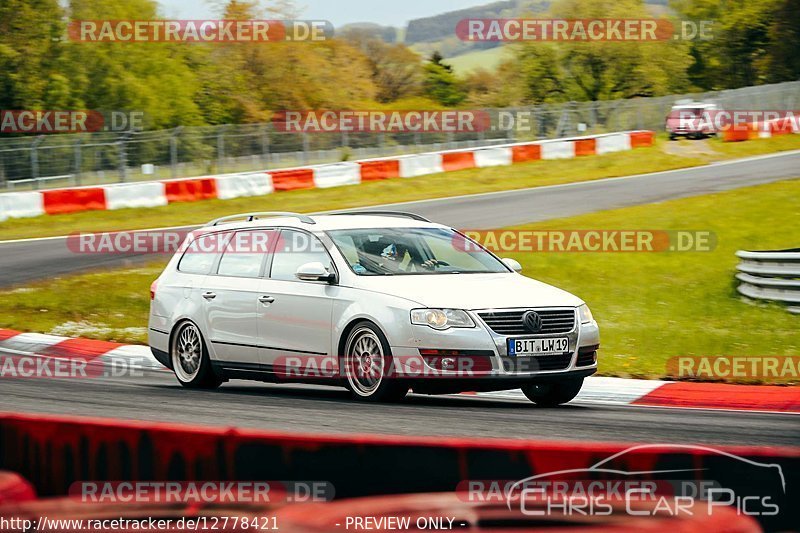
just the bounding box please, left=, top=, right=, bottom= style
left=502, top=258, right=523, bottom=272
left=296, top=262, right=336, bottom=283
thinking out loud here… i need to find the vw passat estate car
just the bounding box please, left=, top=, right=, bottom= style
left=148, top=212, right=599, bottom=405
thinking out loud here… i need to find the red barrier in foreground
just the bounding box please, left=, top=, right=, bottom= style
left=0, top=472, right=36, bottom=505
left=0, top=410, right=796, bottom=531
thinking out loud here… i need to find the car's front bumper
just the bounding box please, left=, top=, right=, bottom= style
left=390, top=308, right=600, bottom=385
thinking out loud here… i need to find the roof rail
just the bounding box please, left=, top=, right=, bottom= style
left=207, top=212, right=316, bottom=226
left=329, top=210, right=431, bottom=223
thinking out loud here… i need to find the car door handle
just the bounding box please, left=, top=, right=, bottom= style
left=258, top=296, right=275, bottom=304
left=202, top=292, right=217, bottom=300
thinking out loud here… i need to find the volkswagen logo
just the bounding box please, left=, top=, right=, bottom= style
left=522, top=311, right=543, bottom=333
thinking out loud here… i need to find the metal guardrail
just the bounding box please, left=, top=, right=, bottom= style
left=735, top=249, right=800, bottom=314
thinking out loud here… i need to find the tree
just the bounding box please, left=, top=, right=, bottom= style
left=343, top=31, right=424, bottom=103
left=423, top=52, right=466, bottom=106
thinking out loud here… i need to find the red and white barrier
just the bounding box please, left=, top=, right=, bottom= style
left=0, top=131, right=655, bottom=222
left=398, top=153, right=444, bottom=178
left=596, top=132, right=632, bottom=154
left=540, top=139, right=576, bottom=159
left=105, top=182, right=168, bottom=210
left=311, top=162, right=361, bottom=189
left=473, top=146, right=513, bottom=167
left=0, top=191, right=44, bottom=221
left=214, top=172, right=272, bottom=200
left=2, top=328, right=797, bottom=413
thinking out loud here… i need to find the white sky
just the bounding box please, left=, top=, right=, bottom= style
left=158, top=0, right=493, bottom=27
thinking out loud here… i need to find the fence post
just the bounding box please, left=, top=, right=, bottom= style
left=261, top=124, right=270, bottom=167
left=74, top=138, right=82, bottom=186
left=31, top=136, right=44, bottom=189
left=170, top=126, right=182, bottom=180
left=117, top=133, right=129, bottom=182
left=217, top=126, right=227, bottom=174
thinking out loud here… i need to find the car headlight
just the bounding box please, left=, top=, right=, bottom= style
left=410, top=309, right=475, bottom=330
left=578, top=304, right=594, bottom=324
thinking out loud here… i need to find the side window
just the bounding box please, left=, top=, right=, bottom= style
left=178, top=233, right=223, bottom=275
left=217, top=229, right=276, bottom=278
left=270, top=229, right=332, bottom=281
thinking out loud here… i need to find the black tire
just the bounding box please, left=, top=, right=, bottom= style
left=521, top=378, right=583, bottom=407
left=669, top=134, right=677, bottom=141
left=171, top=321, right=222, bottom=389
left=341, top=321, right=408, bottom=402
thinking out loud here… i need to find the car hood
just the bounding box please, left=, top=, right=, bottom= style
left=354, top=273, right=583, bottom=310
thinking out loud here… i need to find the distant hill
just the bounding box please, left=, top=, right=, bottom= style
left=338, top=23, right=400, bottom=43
left=342, top=0, right=676, bottom=74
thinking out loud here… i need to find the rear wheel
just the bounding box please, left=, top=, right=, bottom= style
left=343, top=322, right=408, bottom=402
left=171, top=322, right=221, bottom=389
left=521, top=378, right=583, bottom=407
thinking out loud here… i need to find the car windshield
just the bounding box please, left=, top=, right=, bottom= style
left=669, top=108, right=701, bottom=118
left=327, top=227, right=510, bottom=276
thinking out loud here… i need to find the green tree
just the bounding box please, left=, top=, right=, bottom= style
left=527, top=0, right=691, bottom=102
left=423, top=52, right=466, bottom=106
left=0, top=0, right=71, bottom=109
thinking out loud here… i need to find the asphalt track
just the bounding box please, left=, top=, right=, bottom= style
left=1, top=150, right=799, bottom=445
left=1, top=150, right=799, bottom=287
left=1, top=361, right=798, bottom=446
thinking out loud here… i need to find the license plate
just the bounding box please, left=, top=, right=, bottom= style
left=508, top=337, right=569, bottom=356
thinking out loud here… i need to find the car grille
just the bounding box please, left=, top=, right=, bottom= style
left=478, top=309, right=576, bottom=336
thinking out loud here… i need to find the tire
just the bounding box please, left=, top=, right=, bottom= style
left=521, top=378, right=583, bottom=407
left=342, top=322, right=408, bottom=402
left=171, top=321, right=222, bottom=389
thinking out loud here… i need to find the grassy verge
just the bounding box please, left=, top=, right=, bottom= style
left=1, top=134, right=799, bottom=241
left=0, top=178, right=797, bottom=383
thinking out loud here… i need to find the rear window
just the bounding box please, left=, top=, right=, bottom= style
left=177, top=233, right=222, bottom=275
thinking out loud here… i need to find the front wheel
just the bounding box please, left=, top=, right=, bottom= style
left=342, top=322, right=408, bottom=402
left=521, top=378, right=583, bottom=407
left=171, top=322, right=222, bottom=389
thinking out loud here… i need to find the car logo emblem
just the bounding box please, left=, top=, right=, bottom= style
left=522, top=311, right=543, bottom=333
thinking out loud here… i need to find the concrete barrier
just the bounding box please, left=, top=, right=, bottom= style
left=105, top=182, right=168, bottom=210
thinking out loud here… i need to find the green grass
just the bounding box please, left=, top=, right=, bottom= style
left=503, top=179, right=800, bottom=383
left=1, top=134, right=799, bottom=242
left=447, top=46, right=513, bottom=74
left=1, top=178, right=797, bottom=383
